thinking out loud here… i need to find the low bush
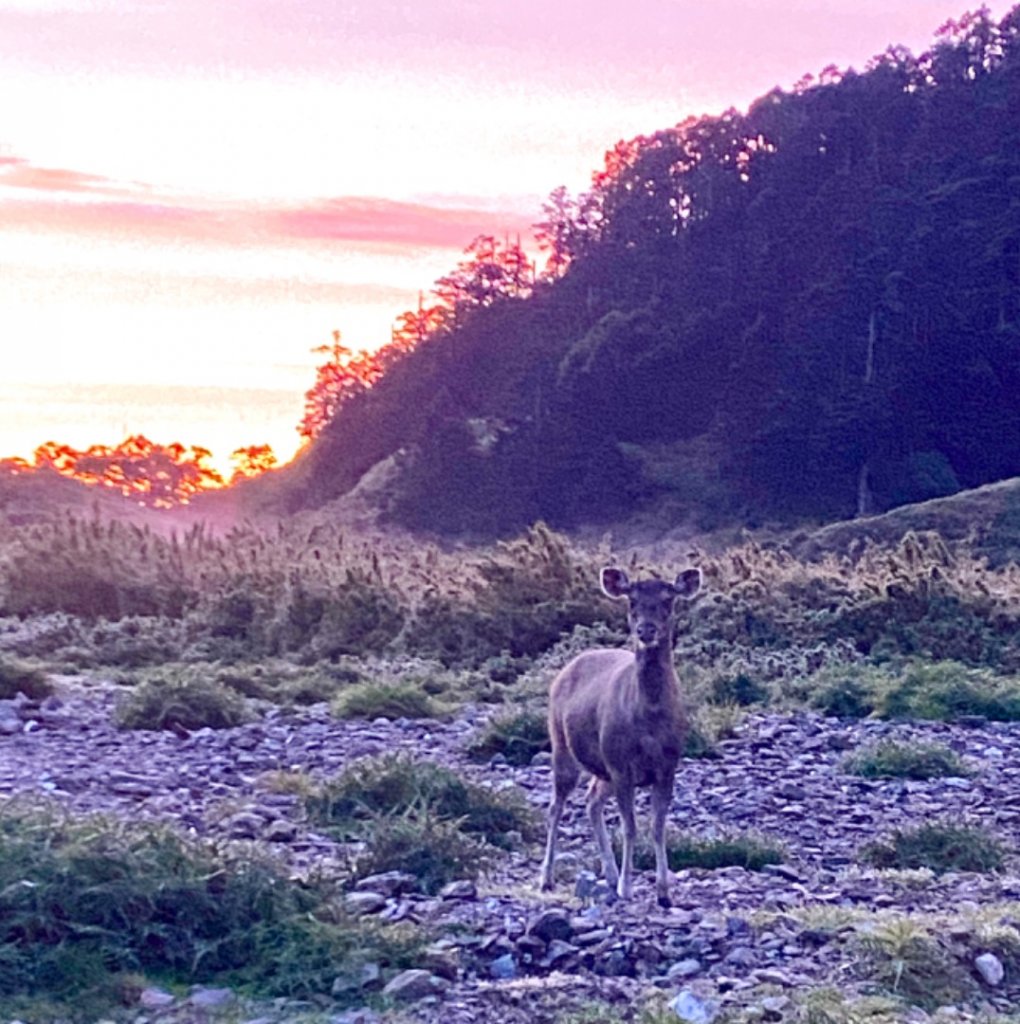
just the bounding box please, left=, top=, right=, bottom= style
left=0, top=657, right=53, bottom=700
left=332, top=681, right=440, bottom=720
left=708, top=672, right=769, bottom=706
left=859, top=822, right=1005, bottom=874
left=466, top=709, right=550, bottom=765
left=621, top=831, right=785, bottom=873
left=877, top=661, right=1020, bottom=722
left=806, top=669, right=880, bottom=719
left=348, top=809, right=491, bottom=894
left=115, top=671, right=251, bottom=731
left=852, top=918, right=971, bottom=1009
left=307, top=753, right=539, bottom=850
left=843, top=740, right=970, bottom=780
left=0, top=799, right=422, bottom=1020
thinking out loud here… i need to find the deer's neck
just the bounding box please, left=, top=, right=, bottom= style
left=634, top=641, right=677, bottom=706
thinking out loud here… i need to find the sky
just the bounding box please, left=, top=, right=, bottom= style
left=1, top=0, right=1012, bottom=474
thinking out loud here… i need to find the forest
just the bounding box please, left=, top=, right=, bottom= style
left=270, top=5, right=1020, bottom=537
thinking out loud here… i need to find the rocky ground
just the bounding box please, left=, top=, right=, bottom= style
left=2, top=679, right=1020, bottom=1023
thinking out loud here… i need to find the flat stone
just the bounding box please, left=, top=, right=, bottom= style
left=188, top=987, right=236, bottom=1010
left=355, top=871, right=418, bottom=896
left=382, top=969, right=445, bottom=1001
left=344, top=891, right=387, bottom=915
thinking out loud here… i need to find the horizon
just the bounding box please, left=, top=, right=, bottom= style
left=2, top=0, right=1012, bottom=475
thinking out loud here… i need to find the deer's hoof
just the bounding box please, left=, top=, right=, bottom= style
left=657, top=893, right=672, bottom=909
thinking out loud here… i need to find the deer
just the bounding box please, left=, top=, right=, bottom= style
left=539, top=565, right=701, bottom=907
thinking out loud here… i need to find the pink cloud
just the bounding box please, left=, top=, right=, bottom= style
left=0, top=155, right=537, bottom=251
left=0, top=154, right=133, bottom=195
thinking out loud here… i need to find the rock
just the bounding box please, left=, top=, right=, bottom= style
left=668, top=958, right=703, bottom=980
left=381, top=968, right=445, bottom=1001
left=330, top=1010, right=381, bottom=1024
left=760, top=995, right=791, bottom=1021
left=263, top=819, right=299, bottom=843
left=188, top=986, right=236, bottom=1010
left=975, top=952, right=1004, bottom=986
left=355, top=871, right=418, bottom=897
left=489, top=953, right=518, bottom=980
left=139, top=987, right=176, bottom=1009
left=344, top=891, right=387, bottom=916
left=439, top=879, right=477, bottom=900
left=541, top=939, right=580, bottom=969
left=421, top=944, right=460, bottom=981
left=528, top=907, right=573, bottom=943
left=723, top=946, right=757, bottom=968
left=670, top=987, right=721, bottom=1024
left=574, top=870, right=599, bottom=900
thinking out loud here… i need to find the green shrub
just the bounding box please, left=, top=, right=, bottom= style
left=115, top=671, right=251, bottom=731
left=0, top=799, right=422, bottom=1019
left=307, top=754, right=539, bottom=849
left=843, top=739, right=970, bottom=780
left=852, top=918, right=971, bottom=1009
left=466, top=709, right=550, bottom=765
left=709, top=672, right=769, bottom=706
left=666, top=832, right=785, bottom=872
left=620, top=831, right=785, bottom=873
left=878, top=661, right=1020, bottom=722
left=809, top=671, right=879, bottom=719
left=0, top=657, right=53, bottom=700
left=859, top=822, right=1005, bottom=874
left=332, top=681, right=439, bottom=720
left=349, top=809, right=491, bottom=894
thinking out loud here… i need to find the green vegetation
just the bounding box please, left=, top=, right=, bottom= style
left=0, top=799, right=422, bottom=1021
left=115, top=670, right=251, bottom=731
left=466, top=709, right=550, bottom=765
left=842, top=739, right=970, bottom=780
left=0, top=657, right=53, bottom=700
left=878, top=661, right=1020, bottom=722
left=306, top=754, right=538, bottom=891
left=859, top=822, right=1006, bottom=874
left=333, top=680, right=441, bottom=720
left=620, top=831, right=785, bottom=873
left=852, top=918, right=972, bottom=1009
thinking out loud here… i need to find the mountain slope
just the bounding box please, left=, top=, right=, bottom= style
left=279, top=6, right=1020, bottom=539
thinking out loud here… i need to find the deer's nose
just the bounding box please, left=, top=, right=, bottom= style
left=635, top=622, right=658, bottom=644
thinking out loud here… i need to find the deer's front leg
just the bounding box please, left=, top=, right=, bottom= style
left=651, top=776, right=674, bottom=908
left=615, top=784, right=637, bottom=900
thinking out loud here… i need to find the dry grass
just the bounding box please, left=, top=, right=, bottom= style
left=2, top=515, right=1019, bottom=678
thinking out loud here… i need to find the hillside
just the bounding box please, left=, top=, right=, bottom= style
left=268, top=5, right=1020, bottom=539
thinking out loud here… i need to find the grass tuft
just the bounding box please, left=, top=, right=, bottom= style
left=842, top=739, right=970, bottom=780
left=115, top=671, right=251, bottom=731
left=0, top=798, right=422, bottom=1020
left=466, top=709, right=550, bottom=765
left=859, top=822, right=1005, bottom=874
left=307, top=754, right=537, bottom=892
left=332, top=680, right=440, bottom=720
left=0, top=657, right=53, bottom=700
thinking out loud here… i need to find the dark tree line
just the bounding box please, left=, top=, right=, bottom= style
left=292, top=5, right=1020, bottom=536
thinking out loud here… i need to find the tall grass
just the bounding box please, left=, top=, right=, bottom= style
left=2, top=515, right=1020, bottom=673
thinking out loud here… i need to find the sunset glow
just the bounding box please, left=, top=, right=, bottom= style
left=2, top=0, right=1012, bottom=475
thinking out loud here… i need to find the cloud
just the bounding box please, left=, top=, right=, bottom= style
left=0, top=155, right=135, bottom=194
left=0, top=154, right=537, bottom=251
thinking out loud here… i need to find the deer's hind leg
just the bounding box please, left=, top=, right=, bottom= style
left=540, top=749, right=580, bottom=890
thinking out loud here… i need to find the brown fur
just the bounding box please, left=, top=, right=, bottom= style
left=539, top=567, right=700, bottom=906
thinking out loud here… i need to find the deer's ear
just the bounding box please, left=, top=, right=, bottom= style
left=672, top=568, right=702, bottom=600
left=600, top=567, right=631, bottom=599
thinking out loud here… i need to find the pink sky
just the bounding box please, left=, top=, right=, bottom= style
left=1, top=0, right=1011, bottom=472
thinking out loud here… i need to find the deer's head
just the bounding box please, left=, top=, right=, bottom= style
left=600, top=567, right=701, bottom=649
